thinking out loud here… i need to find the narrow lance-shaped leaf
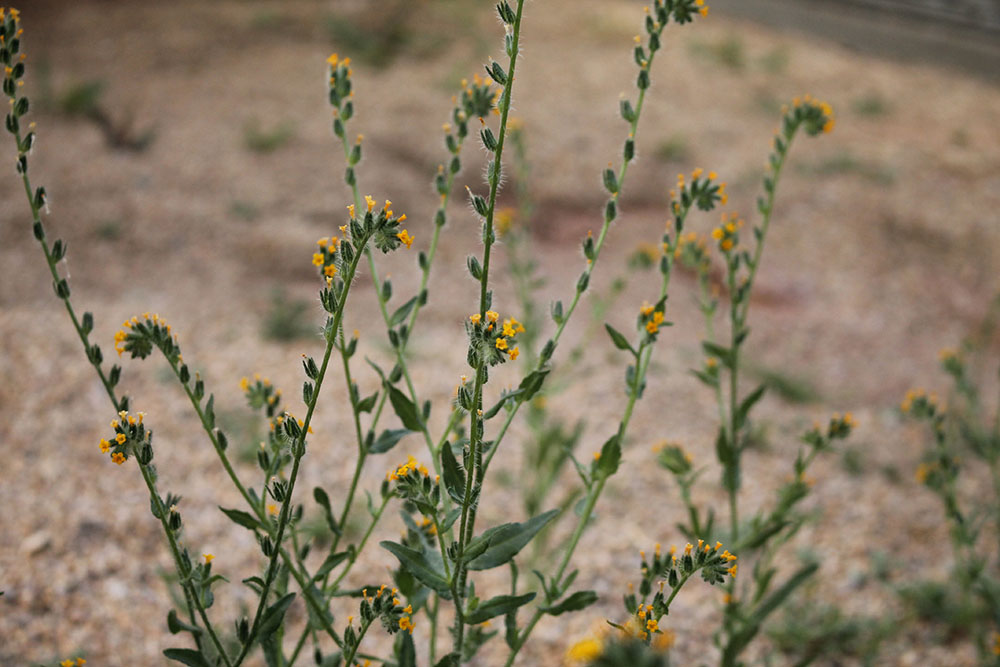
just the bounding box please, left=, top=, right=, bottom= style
left=540, top=590, right=599, bottom=616
left=605, top=323, right=636, bottom=355
left=219, top=506, right=260, bottom=531
left=388, top=385, right=423, bottom=431
left=466, top=509, right=559, bottom=570
left=380, top=540, right=451, bottom=595
left=464, top=592, right=536, bottom=624
left=163, top=648, right=212, bottom=667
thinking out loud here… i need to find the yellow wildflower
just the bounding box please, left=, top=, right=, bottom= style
left=509, top=346, right=519, bottom=361
left=111, top=452, right=126, bottom=465
left=397, top=229, right=414, bottom=248
left=565, top=637, right=603, bottom=663
left=115, top=433, right=127, bottom=445
left=99, top=439, right=111, bottom=453
left=495, top=337, right=508, bottom=351
left=203, top=553, right=214, bottom=564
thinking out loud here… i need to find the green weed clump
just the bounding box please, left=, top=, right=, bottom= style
left=4, top=2, right=854, bottom=666
left=899, top=300, right=1000, bottom=664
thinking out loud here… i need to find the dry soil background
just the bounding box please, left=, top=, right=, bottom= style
left=1, top=1, right=1000, bottom=665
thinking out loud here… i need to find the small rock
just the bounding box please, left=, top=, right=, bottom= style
left=21, top=530, right=52, bottom=556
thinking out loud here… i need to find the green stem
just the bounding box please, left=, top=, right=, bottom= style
left=450, top=1, right=527, bottom=655
left=428, top=593, right=440, bottom=665
left=286, top=619, right=310, bottom=667
left=329, top=494, right=392, bottom=590
left=342, top=618, right=374, bottom=667
left=727, top=257, right=740, bottom=546
left=11, top=122, right=236, bottom=664
left=234, top=232, right=370, bottom=666
left=480, top=30, right=664, bottom=475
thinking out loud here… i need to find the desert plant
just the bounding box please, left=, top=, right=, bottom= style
left=4, top=2, right=844, bottom=665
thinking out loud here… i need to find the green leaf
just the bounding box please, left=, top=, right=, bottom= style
left=163, top=648, right=211, bottom=667
left=464, top=593, right=536, bottom=624
left=380, top=540, right=451, bottom=595
left=540, top=590, right=599, bottom=616
left=441, top=443, right=466, bottom=503
left=736, top=384, right=766, bottom=429
left=702, top=341, right=733, bottom=368
left=595, top=435, right=621, bottom=479
left=484, top=390, right=520, bottom=419
left=721, top=562, right=818, bottom=663
left=370, top=428, right=410, bottom=454
left=356, top=391, right=378, bottom=414
left=388, top=385, right=423, bottom=431
left=389, top=296, right=418, bottom=327
left=166, top=609, right=202, bottom=635
left=395, top=630, right=417, bottom=667
left=258, top=592, right=296, bottom=640
left=314, top=551, right=350, bottom=580
left=219, top=506, right=260, bottom=531
left=517, top=368, right=550, bottom=403
left=604, top=323, right=636, bottom=355
left=466, top=509, right=559, bottom=571
left=313, top=486, right=341, bottom=536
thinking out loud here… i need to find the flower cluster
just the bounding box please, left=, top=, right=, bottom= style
left=655, top=442, right=694, bottom=476
left=346, top=194, right=411, bottom=255
left=802, top=412, right=857, bottom=451
left=466, top=310, right=524, bottom=366
left=312, top=235, right=341, bottom=279
left=114, top=312, right=179, bottom=361
left=59, top=659, right=86, bottom=667
left=99, top=409, right=151, bottom=466
left=785, top=94, right=835, bottom=136
left=240, top=373, right=283, bottom=419
left=900, top=388, right=942, bottom=418
left=638, top=300, right=667, bottom=336
left=565, top=629, right=676, bottom=665
left=387, top=455, right=430, bottom=482
left=359, top=584, right=415, bottom=635
left=670, top=167, right=727, bottom=217
left=674, top=231, right=710, bottom=270
left=710, top=212, right=743, bottom=253
left=2, top=8, right=28, bottom=107
left=386, top=455, right=440, bottom=516
left=639, top=540, right=738, bottom=595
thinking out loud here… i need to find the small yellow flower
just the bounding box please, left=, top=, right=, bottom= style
left=99, top=439, right=111, bottom=453
left=111, top=452, right=126, bottom=465
left=312, top=253, right=325, bottom=266
left=365, top=194, right=375, bottom=212
left=397, top=229, right=414, bottom=248
left=240, top=377, right=249, bottom=391
left=565, top=637, right=603, bottom=662
left=115, top=433, right=127, bottom=445
left=469, top=313, right=482, bottom=325
left=486, top=310, right=499, bottom=323
left=203, top=553, right=214, bottom=564
left=267, top=504, right=279, bottom=515
left=508, top=346, right=519, bottom=360
left=324, top=264, right=337, bottom=277
left=495, top=337, right=508, bottom=351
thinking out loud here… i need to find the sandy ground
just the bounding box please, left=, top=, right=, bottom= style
left=2, top=0, right=1000, bottom=665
